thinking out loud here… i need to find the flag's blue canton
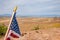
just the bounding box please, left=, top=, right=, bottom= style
left=10, top=12, right=21, bottom=35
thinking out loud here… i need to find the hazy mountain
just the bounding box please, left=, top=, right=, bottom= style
left=0, top=14, right=60, bottom=18
left=0, top=14, right=11, bottom=17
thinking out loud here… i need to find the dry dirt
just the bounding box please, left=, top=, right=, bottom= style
left=0, top=17, right=60, bottom=40
left=0, top=28, right=60, bottom=40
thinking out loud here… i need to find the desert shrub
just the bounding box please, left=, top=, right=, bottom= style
left=32, top=25, right=40, bottom=30
left=0, top=24, right=7, bottom=37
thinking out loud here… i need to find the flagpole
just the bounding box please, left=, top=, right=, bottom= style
left=4, top=6, right=17, bottom=40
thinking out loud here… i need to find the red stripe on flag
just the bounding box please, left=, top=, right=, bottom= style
left=10, top=33, right=19, bottom=38
left=6, top=37, right=10, bottom=40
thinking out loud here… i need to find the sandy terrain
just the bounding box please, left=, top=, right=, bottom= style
left=0, top=17, right=60, bottom=40
left=0, top=28, right=60, bottom=40
left=19, top=28, right=60, bottom=40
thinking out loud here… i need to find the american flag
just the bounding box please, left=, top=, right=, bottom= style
left=5, top=12, right=21, bottom=40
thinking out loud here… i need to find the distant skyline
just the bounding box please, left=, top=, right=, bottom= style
left=0, top=0, right=60, bottom=16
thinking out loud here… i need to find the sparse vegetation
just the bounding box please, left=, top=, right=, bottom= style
left=0, top=24, right=7, bottom=37
left=32, top=25, right=40, bottom=30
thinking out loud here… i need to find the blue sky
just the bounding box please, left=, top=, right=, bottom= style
left=0, top=0, right=60, bottom=16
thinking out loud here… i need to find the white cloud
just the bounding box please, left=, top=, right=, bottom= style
left=2, top=0, right=52, bottom=9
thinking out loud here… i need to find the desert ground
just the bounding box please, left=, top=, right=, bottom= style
left=0, top=17, right=60, bottom=40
